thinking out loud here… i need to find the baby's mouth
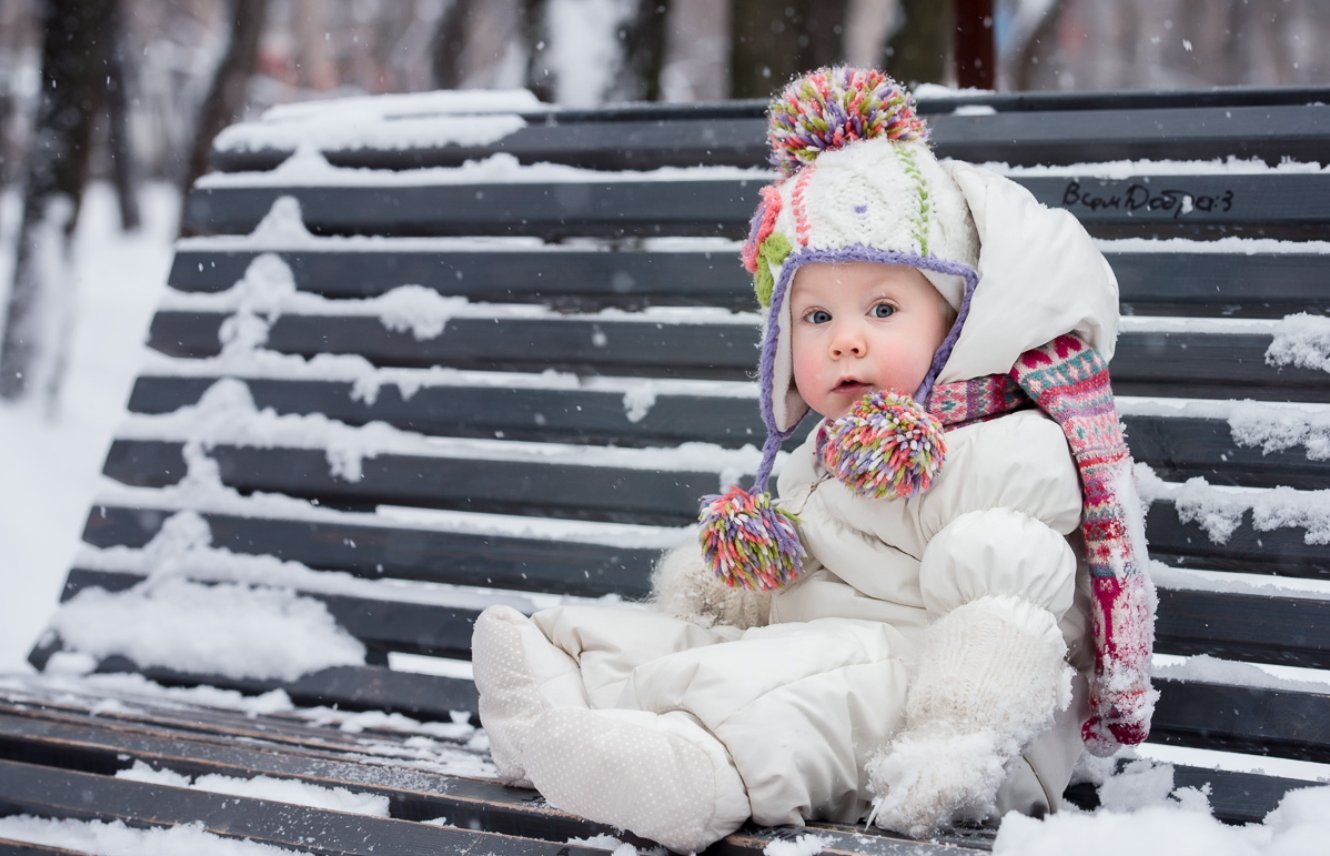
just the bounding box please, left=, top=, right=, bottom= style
left=834, top=378, right=872, bottom=394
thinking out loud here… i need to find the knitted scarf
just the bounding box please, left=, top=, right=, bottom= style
left=922, top=332, right=1155, bottom=756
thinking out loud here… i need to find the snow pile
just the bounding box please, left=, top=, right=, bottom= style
left=116, top=761, right=390, bottom=816
left=1228, top=400, right=1330, bottom=461
left=216, top=89, right=540, bottom=153
left=762, top=833, right=832, bottom=855
left=46, top=510, right=367, bottom=681
left=198, top=150, right=771, bottom=188
left=1266, top=312, right=1330, bottom=374
left=623, top=383, right=657, bottom=423
left=566, top=833, right=644, bottom=856
left=0, top=817, right=310, bottom=855
left=48, top=577, right=365, bottom=681
left=122, top=377, right=424, bottom=482
left=374, top=284, right=469, bottom=340
left=1136, top=465, right=1330, bottom=546
left=995, top=780, right=1330, bottom=856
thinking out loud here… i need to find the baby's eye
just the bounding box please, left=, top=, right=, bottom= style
left=803, top=309, right=832, bottom=324
left=871, top=302, right=897, bottom=318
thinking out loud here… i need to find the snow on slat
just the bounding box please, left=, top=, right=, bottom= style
left=117, top=375, right=1327, bottom=490
left=144, top=313, right=1330, bottom=401
left=184, top=162, right=1330, bottom=242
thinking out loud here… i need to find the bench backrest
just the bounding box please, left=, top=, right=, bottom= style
left=32, top=88, right=1330, bottom=820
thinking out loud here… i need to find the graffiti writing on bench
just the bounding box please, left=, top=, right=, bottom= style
left=1061, top=181, right=1234, bottom=219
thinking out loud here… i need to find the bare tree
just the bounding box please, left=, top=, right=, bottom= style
left=106, top=0, right=141, bottom=231
left=609, top=1, right=673, bottom=102
left=883, top=0, right=950, bottom=85
left=179, top=0, right=268, bottom=236
left=730, top=0, right=848, bottom=98
left=0, top=0, right=115, bottom=403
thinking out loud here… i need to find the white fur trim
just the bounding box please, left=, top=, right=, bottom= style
left=651, top=539, right=772, bottom=630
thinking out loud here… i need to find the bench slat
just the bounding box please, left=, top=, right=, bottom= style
left=60, top=569, right=480, bottom=661
left=1145, top=504, right=1328, bottom=578
left=27, top=639, right=480, bottom=722
left=59, top=523, right=1330, bottom=673
left=102, top=440, right=714, bottom=526
left=1153, top=677, right=1330, bottom=762
left=210, top=103, right=1330, bottom=173
left=146, top=313, right=1330, bottom=402
left=83, top=504, right=660, bottom=600
left=98, top=440, right=1328, bottom=576
left=0, top=758, right=609, bottom=856
left=125, top=376, right=1329, bottom=490
left=184, top=174, right=1330, bottom=241
left=166, top=247, right=1330, bottom=319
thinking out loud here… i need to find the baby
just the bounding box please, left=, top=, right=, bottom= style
left=471, top=67, right=1156, bottom=853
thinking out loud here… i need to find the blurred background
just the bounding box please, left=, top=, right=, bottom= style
left=2, top=0, right=1328, bottom=204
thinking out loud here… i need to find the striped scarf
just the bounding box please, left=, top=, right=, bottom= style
left=924, top=333, right=1156, bottom=756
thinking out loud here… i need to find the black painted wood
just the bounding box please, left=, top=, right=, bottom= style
left=59, top=568, right=481, bottom=661
left=146, top=312, right=1330, bottom=402
left=166, top=247, right=1330, bottom=319
left=124, top=375, right=1328, bottom=490
left=1152, top=677, right=1330, bottom=762
left=1144, top=503, right=1328, bottom=578
left=182, top=173, right=1330, bottom=241
left=101, top=440, right=716, bottom=526
left=63, top=517, right=1330, bottom=671
left=81, top=504, right=660, bottom=599
left=209, top=102, right=1330, bottom=173
left=0, top=758, right=609, bottom=856
left=0, top=679, right=1314, bottom=830
left=1154, top=587, right=1330, bottom=669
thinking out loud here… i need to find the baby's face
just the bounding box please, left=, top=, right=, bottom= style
left=790, top=262, right=952, bottom=420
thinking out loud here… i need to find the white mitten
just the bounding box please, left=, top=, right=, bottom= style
left=651, top=538, right=771, bottom=629
left=867, top=595, right=1072, bottom=838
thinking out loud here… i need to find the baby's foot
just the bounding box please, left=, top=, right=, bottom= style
left=523, top=707, right=750, bottom=854
left=471, top=605, right=587, bottom=786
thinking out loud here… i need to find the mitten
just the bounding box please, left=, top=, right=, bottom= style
left=651, top=538, right=772, bottom=629
left=866, top=595, right=1072, bottom=838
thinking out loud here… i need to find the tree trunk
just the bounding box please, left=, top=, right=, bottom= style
left=730, top=0, right=848, bottom=98
left=953, top=0, right=994, bottom=89
left=432, top=0, right=479, bottom=89
left=178, top=0, right=268, bottom=236
left=883, top=0, right=951, bottom=86
left=610, top=0, right=673, bottom=102
left=522, top=0, right=555, bottom=103
left=0, top=0, right=114, bottom=402
left=107, top=0, right=141, bottom=231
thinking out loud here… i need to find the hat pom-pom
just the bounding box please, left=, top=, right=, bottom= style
left=699, top=486, right=805, bottom=591
left=821, top=391, right=946, bottom=499
left=767, top=66, right=928, bottom=176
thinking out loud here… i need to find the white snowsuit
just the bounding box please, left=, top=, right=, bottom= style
left=471, top=162, right=1122, bottom=852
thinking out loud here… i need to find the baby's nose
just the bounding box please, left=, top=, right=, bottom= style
left=830, top=331, right=866, bottom=358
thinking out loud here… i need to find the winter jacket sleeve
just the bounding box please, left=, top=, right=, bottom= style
left=650, top=538, right=772, bottom=630
left=912, top=411, right=1081, bottom=618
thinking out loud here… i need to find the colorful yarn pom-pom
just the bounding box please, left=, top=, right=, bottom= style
left=767, top=66, right=928, bottom=177
left=699, top=486, right=805, bottom=591
left=821, top=390, right=947, bottom=499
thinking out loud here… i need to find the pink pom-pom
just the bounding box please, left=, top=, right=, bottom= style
left=820, top=390, right=946, bottom=499
left=767, top=66, right=928, bottom=176
left=699, top=486, right=805, bottom=591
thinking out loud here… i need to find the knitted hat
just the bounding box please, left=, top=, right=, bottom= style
left=701, top=67, right=979, bottom=590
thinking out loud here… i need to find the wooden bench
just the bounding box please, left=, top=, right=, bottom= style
left=2, top=85, right=1329, bottom=853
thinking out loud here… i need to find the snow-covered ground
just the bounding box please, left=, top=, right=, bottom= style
left=0, top=182, right=178, bottom=673
left=1, top=176, right=1329, bottom=854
